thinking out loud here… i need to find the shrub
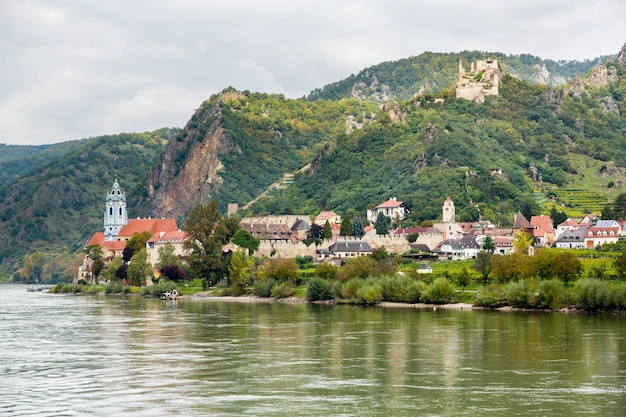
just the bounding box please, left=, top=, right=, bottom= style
left=535, top=279, right=567, bottom=310
left=271, top=281, right=293, bottom=299
left=381, top=276, right=424, bottom=303
left=421, top=277, right=456, bottom=304
left=505, top=280, right=531, bottom=308
left=253, top=278, right=277, bottom=298
left=306, top=277, right=334, bottom=301
left=104, top=282, right=123, bottom=294
left=315, top=262, right=338, bottom=280
left=356, top=282, right=384, bottom=304
left=573, top=279, right=610, bottom=311
left=474, top=284, right=506, bottom=308
left=341, top=278, right=365, bottom=300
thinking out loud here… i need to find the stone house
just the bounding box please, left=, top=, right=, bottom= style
left=367, top=197, right=409, bottom=224
left=316, top=241, right=373, bottom=261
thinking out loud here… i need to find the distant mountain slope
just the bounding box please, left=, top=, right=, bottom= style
left=0, top=141, right=85, bottom=188
left=251, top=52, right=626, bottom=224
left=307, top=50, right=609, bottom=102
left=0, top=128, right=178, bottom=272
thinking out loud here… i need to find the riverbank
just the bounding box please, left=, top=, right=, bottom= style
left=184, top=291, right=479, bottom=311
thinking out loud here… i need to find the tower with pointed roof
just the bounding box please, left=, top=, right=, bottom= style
left=442, top=196, right=455, bottom=223
left=103, top=179, right=128, bottom=241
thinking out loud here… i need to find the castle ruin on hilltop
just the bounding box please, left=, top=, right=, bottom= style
left=455, top=59, right=500, bottom=103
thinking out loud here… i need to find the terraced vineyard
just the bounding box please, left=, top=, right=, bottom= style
left=552, top=189, right=611, bottom=217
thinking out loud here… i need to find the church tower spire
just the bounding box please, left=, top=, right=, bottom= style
left=442, top=196, right=455, bottom=223
left=103, top=178, right=128, bottom=241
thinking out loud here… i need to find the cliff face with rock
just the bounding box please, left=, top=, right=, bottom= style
left=141, top=91, right=248, bottom=219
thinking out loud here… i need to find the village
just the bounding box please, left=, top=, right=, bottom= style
left=77, top=179, right=625, bottom=282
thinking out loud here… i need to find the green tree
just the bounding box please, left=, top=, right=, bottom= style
left=315, top=262, right=338, bottom=280
left=513, top=231, right=533, bottom=254
left=91, top=259, right=105, bottom=283
left=550, top=206, right=567, bottom=225
left=374, top=212, right=391, bottom=235
left=127, top=248, right=152, bottom=286
left=103, top=257, right=123, bottom=282
left=265, top=258, right=301, bottom=283
left=20, top=252, right=46, bottom=284
left=231, top=229, right=260, bottom=255
left=156, top=242, right=181, bottom=270
left=84, top=244, right=103, bottom=262
left=183, top=201, right=237, bottom=286
left=228, top=250, right=254, bottom=295
left=614, top=249, right=626, bottom=281
left=455, top=267, right=471, bottom=291
left=474, top=251, right=493, bottom=285
left=551, top=252, right=583, bottom=287
left=126, top=231, right=154, bottom=257
left=481, top=236, right=496, bottom=252
left=340, top=216, right=352, bottom=237
left=614, top=193, right=626, bottom=220
left=352, top=217, right=365, bottom=238
left=323, top=220, right=332, bottom=240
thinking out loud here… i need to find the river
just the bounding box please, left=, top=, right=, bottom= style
left=1, top=285, right=625, bottom=416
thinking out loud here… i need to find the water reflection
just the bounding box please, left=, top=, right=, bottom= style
left=1, top=286, right=625, bottom=416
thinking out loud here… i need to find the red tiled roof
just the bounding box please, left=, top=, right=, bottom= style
left=375, top=198, right=404, bottom=209
left=315, top=211, right=338, bottom=221
left=118, top=218, right=178, bottom=237
left=148, top=230, right=187, bottom=243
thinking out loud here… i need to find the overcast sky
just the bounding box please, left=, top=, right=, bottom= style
left=1, top=0, right=625, bottom=145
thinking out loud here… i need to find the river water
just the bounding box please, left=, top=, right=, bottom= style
left=1, top=285, right=625, bottom=416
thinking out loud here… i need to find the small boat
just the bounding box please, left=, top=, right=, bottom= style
left=27, top=278, right=42, bottom=292
left=160, top=290, right=179, bottom=300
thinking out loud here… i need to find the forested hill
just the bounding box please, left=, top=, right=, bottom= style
left=0, top=141, right=85, bottom=189
left=0, top=129, right=178, bottom=275
left=251, top=51, right=626, bottom=225
left=307, top=50, right=609, bottom=102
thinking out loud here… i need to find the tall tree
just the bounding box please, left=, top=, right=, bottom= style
left=614, top=193, right=626, bottom=220
left=228, top=250, right=254, bottom=295
left=513, top=231, right=534, bottom=254
left=20, top=252, right=46, bottom=284
left=352, top=217, right=365, bottom=238
left=374, top=212, right=391, bottom=235
left=323, top=220, right=332, bottom=241
left=231, top=229, right=260, bottom=255
left=183, top=201, right=237, bottom=286
left=127, top=248, right=152, bottom=286
left=550, top=206, right=568, bottom=225
left=340, top=216, right=352, bottom=237
left=551, top=252, right=582, bottom=287
left=474, top=251, right=493, bottom=285
left=156, top=242, right=182, bottom=270
left=614, top=249, right=626, bottom=281
left=481, top=236, right=496, bottom=252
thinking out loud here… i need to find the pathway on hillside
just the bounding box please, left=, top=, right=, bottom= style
left=241, top=163, right=311, bottom=210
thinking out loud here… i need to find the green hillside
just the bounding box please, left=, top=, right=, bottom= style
left=0, top=128, right=178, bottom=275
left=308, top=50, right=606, bottom=102
left=0, top=141, right=85, bottom=188
left=250, top=60, right=626, bottom=225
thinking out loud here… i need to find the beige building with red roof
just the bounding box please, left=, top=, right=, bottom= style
left=314, top=211, right=341, bottom=226
left=367, top=197, right=409, bottom=224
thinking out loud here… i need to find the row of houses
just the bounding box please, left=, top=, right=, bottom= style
left=80, top=182, right=626, bottom=281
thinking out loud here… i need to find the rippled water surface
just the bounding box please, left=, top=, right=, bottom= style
left=1, top=285, right=625, bottom=416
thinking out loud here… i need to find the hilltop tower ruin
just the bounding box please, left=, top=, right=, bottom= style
left=455, top=59, right=501, bottom=103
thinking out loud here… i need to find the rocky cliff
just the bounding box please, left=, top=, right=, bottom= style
left=142, top=91, right=243, bottom=219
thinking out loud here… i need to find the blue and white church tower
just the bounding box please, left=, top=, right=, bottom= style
left=104, top=179, right=128, bottom=241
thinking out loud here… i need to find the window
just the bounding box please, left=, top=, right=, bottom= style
left=109, top=207, right=113, bottom=216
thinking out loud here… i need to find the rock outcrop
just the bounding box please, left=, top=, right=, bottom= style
left=141, top=93, right=242, bottom=219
